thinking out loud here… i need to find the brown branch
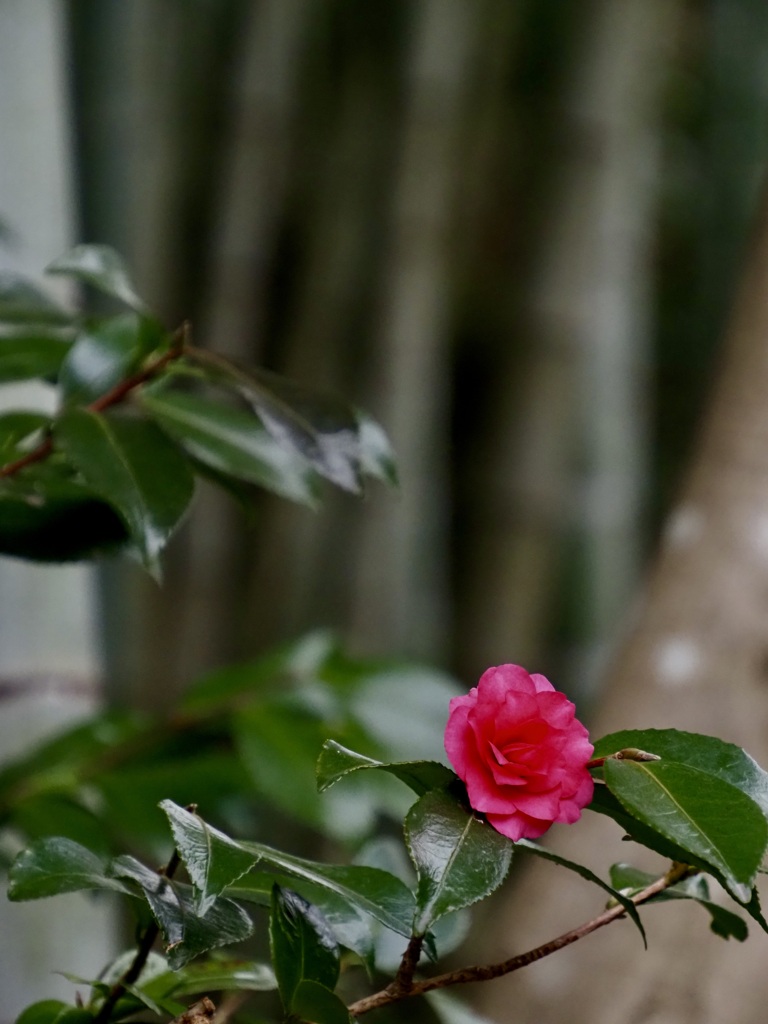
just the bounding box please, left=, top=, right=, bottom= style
left=392, top=934, right=425, bottom=994
left=0, top=322, right=189, bottom=480
left=170, top=997, right=216, bottom=1024
left=348, top=863, right=694, bottom=1018
left=93, top=848, right=182, bottom=1024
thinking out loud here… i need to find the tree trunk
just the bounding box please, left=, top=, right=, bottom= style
left=349, top=0, right=477, bottom=660
left=457, top=0, right=678, bottom=696
left=475, top=177, right=768, bottom=1024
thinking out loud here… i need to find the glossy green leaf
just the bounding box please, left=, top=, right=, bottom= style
left=59, top=315, right=165, bottom=406
left=8, top=837, right=131, bottom=900
left=46, top=245, right=149, bottom=313
left=593, top=728, right=768, bottom=818
left=405, top=788, right=512, bottom=935
left=317, top=740, right=456, bottom=797
left=0, top=471, right=127, bottom=562
left=53, top=409, right=194, bottom=571
left=113, top=855, right=253, bottom=969
left=603, top=758, right=768, bottom=897
left=0, top=329, right=73, bottom=381
left=230, top=872, right=377, bottom=971
left=270, top=885, right=340, bottom=1010
left=246, top=846, right=416, bottom=940
left=609, top=863, right=747, bottom=941
left=165, top=892, right=254, bottom=970
left=291, top=981, right=353, bottom=1024
left=588, top=783, right=767, bottom=935
left=182, top=351, right=364, bottom=492
left=111, top=855, right=186, bottom=947
left=139, top=389, right=320, bottom=506
left=515, top=839, right=645, bottom=944
left=159, top=800, right=257, bottom=913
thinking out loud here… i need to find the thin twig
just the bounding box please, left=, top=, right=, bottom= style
left=0, top=322, right=188, bottom=480
left=348, top=863, right=694, bottom=1018
left=93, top=849, right=182, bottom=1024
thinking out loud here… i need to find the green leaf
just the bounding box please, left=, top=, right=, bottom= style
left=0, top=470, right=128, bottom=562
left=244, top=844, right=417, bottom=940
left=111, top=855, right=186, bottom=947
left=603, top=758, right=768, bottom=898
left=593, top=728, right=768, bottom=819
left=0, top=411, right=49, bottom=456
left=46, top=245, right=149, bottom=313
left=405, top=788, right=512, bottom=935
left=162, top=959, right=276, bottom=996
left=317, top=740, right=456, bottom=797
left=112, top=855, right=253, bottom=969
left=291, top=980, right=353, bottom=1024
left=588, top=784, right=767, bottom=938
left=15, top=1002, right=71, bottom=1024
left=53, top=409, right=194, bottom=571
left=15, top=1003, right=93, bottom=1024
left=11, top=793, right=110, bottom=856
left=97, top=751, right=249, bottom=858
left=0, top=711, right=142, bottom=805
left=0, top=328, right=73, bottom=382
left=609, top=863, right=748, bottom=941
left=515, top=839, right=646, bottom=945
left=229, top=872, right=377, bottom=972
left=0, top=274, right=72, bottom=323
left=270, top=885, right=339, bottom=1011
left=180, top=630, right=337, bottom=714
left=8, top=837, right=131, bottom=900
left=139, top=389, right=320, bottom=506
left=235, top=704, right=328, bottom=827
left=159, top=800, right=257, bottom=914
left=59, top=315, right=165, bottom=406
left=182, top=352, right=365, bottom=492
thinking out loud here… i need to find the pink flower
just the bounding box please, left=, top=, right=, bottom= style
left=444, top=664, right=594, bottom=841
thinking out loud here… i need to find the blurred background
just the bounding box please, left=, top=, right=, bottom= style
left=3, top=1, right=768, bottom=1022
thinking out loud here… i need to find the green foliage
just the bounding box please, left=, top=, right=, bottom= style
left=268, top=884, right=344, bottom=1019
left=317, top=739, right=456, bottom=796
left=0, top=245, right=394, bottom=570
left=405, top=789, right=512, bottom=935
left=593, top=729, right=768, bottom=907
left=5, top=247, right=768, bottom=1024
left=609, top=863, right=748, bottom=941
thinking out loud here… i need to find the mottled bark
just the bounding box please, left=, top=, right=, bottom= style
left=476, top=177, right=768, bottom=1024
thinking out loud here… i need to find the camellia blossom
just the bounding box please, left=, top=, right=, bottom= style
left=444, top=664, right=594, bottom=841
